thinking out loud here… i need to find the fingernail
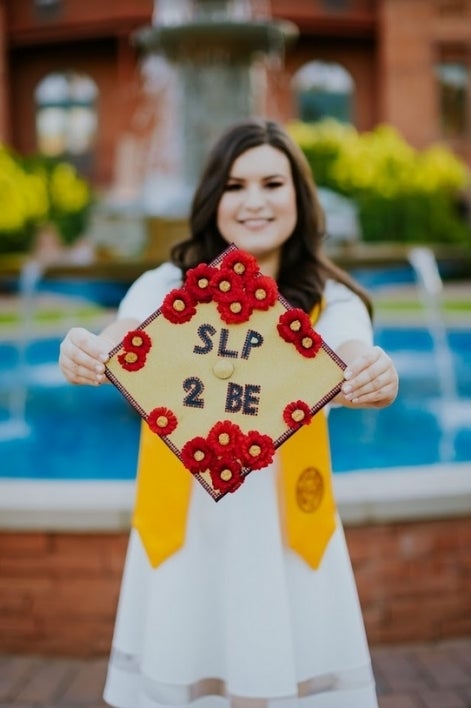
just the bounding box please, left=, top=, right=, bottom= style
left=343, top=383, right=352, bottom=394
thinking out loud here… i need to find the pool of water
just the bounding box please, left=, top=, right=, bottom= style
left=330, top=327, right=471, bottom=471
left=1, top=327, right=470, bottom=479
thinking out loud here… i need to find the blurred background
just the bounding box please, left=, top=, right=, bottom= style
left=0, top=1, right=470, bottom=701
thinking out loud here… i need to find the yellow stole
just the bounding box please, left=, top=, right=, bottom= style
left=132, top=303, right=337, bottom=570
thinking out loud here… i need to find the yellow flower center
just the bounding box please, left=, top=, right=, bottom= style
left=249, top=444, right=261, bottom=457
left=230, top=302, right=242, bottom=314
left=292, top=409, right=305, bottom=422
left=198, top=278, right=209, bottom=289
left=131, top=335, right=143, bottom=347
left=124, top=352, right=138, bottom=363
left=156, top=415, right=169, bottom=428
left=219, top=280, right=231, bottom=293
left=173, top=299, right=185, bottom=312
left=194, top=450, right=205, bottom=462
left=218, top=432, right=230, bottom=446
left=290, top=320, right=302, bottom=332
left=234, top=262, right=245, bottom=275
left=302, top=336, right=313, bottom=349
left=220, top=468, right=233, bottom=481
left=255, top=288, right=266, bottom=301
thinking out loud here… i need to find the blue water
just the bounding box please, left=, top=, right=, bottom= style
left=0, top=327, right=470, bottom=479
left=330, top=328, right=471, bottom=471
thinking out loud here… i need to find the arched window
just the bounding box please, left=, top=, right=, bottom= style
left=35, top=71, right=98, bottom=175
left=292, top=60, right=354, bottom=124
left=436, top=62, right=469, bottom=138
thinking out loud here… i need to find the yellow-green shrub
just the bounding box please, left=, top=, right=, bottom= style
left=287, top=120, right=471, bottom=244
left=0, top=146, right=93, bottom=253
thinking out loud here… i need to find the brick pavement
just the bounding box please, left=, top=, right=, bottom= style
left=0, top=638, right=470, bottom=707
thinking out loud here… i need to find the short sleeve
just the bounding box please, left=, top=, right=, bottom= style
left=315, top=280, right=373, bottom=352
left=118, top=262, right=183, bottom=322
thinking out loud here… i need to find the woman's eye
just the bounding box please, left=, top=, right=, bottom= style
left=224, top=183, right=243, bottom=191
left=265, top=181, right=283, bottom=189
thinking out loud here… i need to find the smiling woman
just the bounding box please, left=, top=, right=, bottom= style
left=54, top=118, right=401, bottom=708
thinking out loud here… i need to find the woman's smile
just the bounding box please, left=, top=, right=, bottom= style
left=238, top=217, right=274, bottom=229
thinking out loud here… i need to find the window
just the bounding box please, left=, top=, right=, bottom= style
left=35, top=71, right=98, bottom=175
left=323, top=0, right=350, bottom=11
left=436, top=62, right=469, bottom=138
left=34, top=0, right=62, bottom=20
left=292, top=60, right=354, bottom=124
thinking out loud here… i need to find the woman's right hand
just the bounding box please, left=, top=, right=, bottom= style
left=59, top=327, right=113, bottom=386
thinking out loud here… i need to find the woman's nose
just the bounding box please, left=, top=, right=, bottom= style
left=243, top=185, right=265, bottom=209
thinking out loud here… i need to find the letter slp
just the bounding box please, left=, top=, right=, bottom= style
left=193, top=325, right=264, bottom=360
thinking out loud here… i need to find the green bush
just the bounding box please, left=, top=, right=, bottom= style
left=0, top=147, right=93, bottom=253
left=287, top=119, right=471, bottom=245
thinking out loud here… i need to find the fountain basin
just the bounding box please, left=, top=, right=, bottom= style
left=133, top=20, right=298, bottom=59
left=1, top=324, right=470, bottom=529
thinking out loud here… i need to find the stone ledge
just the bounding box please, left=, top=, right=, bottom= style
left=334, top=462, right=471, bottom=524
left=1, top=462, right=470, bottom=531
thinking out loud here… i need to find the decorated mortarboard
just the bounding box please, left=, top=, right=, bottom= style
left=105, top=245, right=346, bottom=501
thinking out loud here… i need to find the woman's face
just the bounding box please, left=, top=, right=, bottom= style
left=216, top=144, right=297, bottom=277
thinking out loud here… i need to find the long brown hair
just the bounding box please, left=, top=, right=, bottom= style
left=171, top=118, right=372, bottom=317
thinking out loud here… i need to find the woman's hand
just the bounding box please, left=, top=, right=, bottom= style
left=59, top=317, right=139, bottom=386
left=59, top=327, right=113, bottom=386
left=336, top=341, right=399, bottom=408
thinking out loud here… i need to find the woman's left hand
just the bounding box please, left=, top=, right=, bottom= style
left=336, top=342, right=399, bottom=408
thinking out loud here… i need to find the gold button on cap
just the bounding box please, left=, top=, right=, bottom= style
left=213, top=360, right=234, bottom=379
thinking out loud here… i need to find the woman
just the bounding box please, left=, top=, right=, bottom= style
left=59, top=118, right=398, bottom=707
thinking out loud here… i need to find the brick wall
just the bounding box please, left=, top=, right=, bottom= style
left=0, top=517, right=470, bottom=656
left=346, top=517, right=471, bottom=645
left=0, top=532, right=127, bottom=656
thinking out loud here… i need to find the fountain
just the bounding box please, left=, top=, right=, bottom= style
left=129, top=0, right=298, bottom=257
left=0, top=260, right=42, bottom=441
left=408, top=246, right=469, bottom=462
left=0, top=248, right=78, bottom=444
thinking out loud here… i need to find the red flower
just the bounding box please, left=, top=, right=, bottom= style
left=277, top=309, right=323, bottom=358
left=147, top=407, right=178, bottom=437
left=117, top=348, right=147, bottom=371
left=283, top=400, right=313, bottom=429
left=277, top=308, right=311, bottom=344
left=209, top=458, right=244, bottom=494
left=216, top=297, right=253, bottom=324
left=122, top=330, right=152, bottom=354
left=210, top=269, right=243, bottom=303
left=185, top=263, right=217, bottom=303
left=181, top=436, right=214, bottom=473
left=294, top=329, right=323, bottom=358
left=161, top=288, right=197, bottom=324
left=246, top=275, right=278, bottom=311
left=207, top=420, right=242, bottom=455
left=240, top=431, right=275, bottom=470
left=221, top=249, right=259, bottom=280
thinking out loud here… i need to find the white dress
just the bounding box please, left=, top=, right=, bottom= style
left=103, top=263, right=378, bottom=708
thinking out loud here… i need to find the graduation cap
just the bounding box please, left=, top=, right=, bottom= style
left=105, top=245, right=345, bottom=500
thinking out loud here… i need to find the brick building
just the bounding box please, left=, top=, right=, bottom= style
left=0, top=0, right=470, bottom=188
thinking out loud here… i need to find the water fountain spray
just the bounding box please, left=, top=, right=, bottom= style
left=133, top=0, right=298, bottom=223
left=408, top=246, right=462, bottom=462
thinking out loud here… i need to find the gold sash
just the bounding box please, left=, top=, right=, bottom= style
left=132, top=301, right=337, bottom=570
